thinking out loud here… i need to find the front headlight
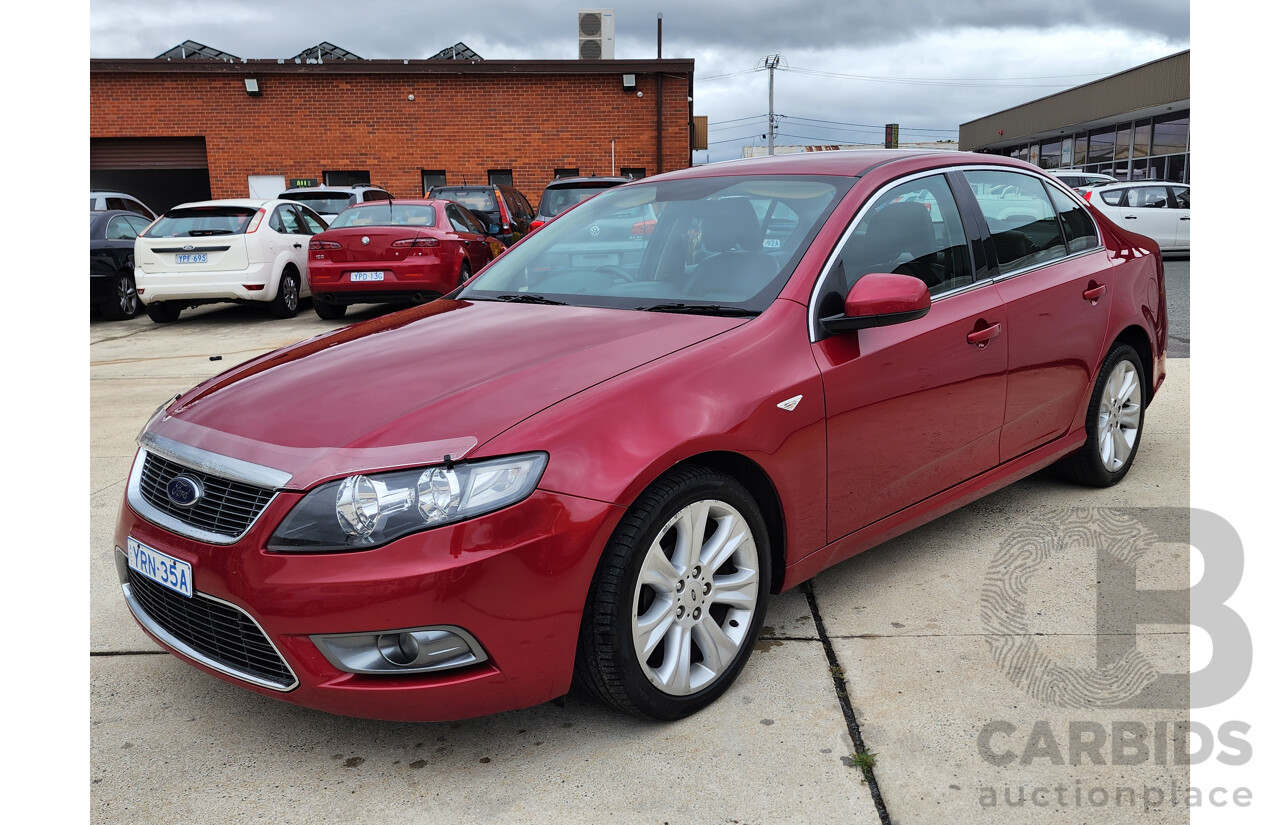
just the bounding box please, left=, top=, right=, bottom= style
left=268, top=452, right=548, bottom=552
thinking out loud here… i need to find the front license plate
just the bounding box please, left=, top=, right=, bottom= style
left=175, top=253, right=208, bottom=264
left=127, top=537, right=193, bottom=598
left=350, top=271, right=385, bottom=282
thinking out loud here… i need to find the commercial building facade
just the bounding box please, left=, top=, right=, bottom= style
left=90, top=51, right=695, bottom=213
left=959, top=50, right=1189, bottom=183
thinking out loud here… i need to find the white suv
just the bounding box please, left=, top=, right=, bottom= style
left=279, top=184, right=393, bottom=222
left=134, top=199, right=328, bottom=322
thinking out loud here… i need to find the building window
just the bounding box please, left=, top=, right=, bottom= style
left=422, top=169, right=446, bottom=193
left=488, top=169, right=514, bottom=186
left=1152, top=114, right=1189, bottom=156
left=1131, top=119, right=1153, bottom=161
left=1087, top=128, right=1116, bottom=165
left=620, top=167, right=646, bottom=179
left=1039, top=139, right=1061, bottom=169
left=324, top=170, right=371, bottom=186
left=554, top=168, right=579, bottom=179
left=1073, top=134, right=1088, bottom=168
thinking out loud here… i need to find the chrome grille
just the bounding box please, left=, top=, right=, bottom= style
left=126, top=568, right=296, bottom=689
left=139, top=452, right=274, bottom=538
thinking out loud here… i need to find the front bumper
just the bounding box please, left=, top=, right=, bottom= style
left=114, top=479, right=623, bottom=721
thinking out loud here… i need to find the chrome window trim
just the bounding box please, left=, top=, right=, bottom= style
left=117, top=551, right=299, bottom=692
left=129, top=436, right=288, bottom=545
left=989, top=245, right=1107, bottom=283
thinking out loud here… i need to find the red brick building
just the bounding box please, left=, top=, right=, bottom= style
left=90, top=55, right=696, bottom=213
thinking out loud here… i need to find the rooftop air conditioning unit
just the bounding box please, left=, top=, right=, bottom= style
left=578, top=9, right=615, bottom=60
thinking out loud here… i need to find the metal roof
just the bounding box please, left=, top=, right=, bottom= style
left=428, top=42, right=482, bottom=61
left=290, top=42, right=364, bottom=62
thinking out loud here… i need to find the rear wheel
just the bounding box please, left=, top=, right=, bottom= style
left=575, top=466, right=770, bottom=720
left=458, top=262, right=472, bottom=288
left=313, top=297, right=347, bottom=320
left=145, top=302, right=180, bottom=323
left=104, top=272, right=139, bottom=320
left=1053, top=343, right=1146, bottom=486
left=269, top=270, right=300, bottom=318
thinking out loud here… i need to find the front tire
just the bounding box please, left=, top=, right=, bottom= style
left=104, top=272, right=139, bottom=320
left=576, top=466, right=770, bottom=720
left=1054, top=343, right=1146, bottom=486
left=269, top=270, right=300, bottom=319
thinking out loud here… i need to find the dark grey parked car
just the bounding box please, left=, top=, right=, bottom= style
left=426, top=184, right=535, bottom=247
left=90, top=210, right=151, bottom=320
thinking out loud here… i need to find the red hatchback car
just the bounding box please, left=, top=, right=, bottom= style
left=307, top=199, right=504, bottom=319
left=115, top=150, right=1166, bottom=722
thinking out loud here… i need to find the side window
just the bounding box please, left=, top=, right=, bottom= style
left=816, top=173, right=973, bottom=317
left=274, top=205, right=303, bottom=234
left=965, top=170, right=1067, bottom=272
left=457, top=207, right=487, bottom=235
left=106, top=216, right=138, bottom=240
left=1171, top=186, right=1190, bottom=209
left=1046, top=186, right=1099, bottom=254
left=1100, top=189, right=1125, bottom=206
left=106, top=198, right=131, bottom=212
left=1124, top=186, right=1169, bottom=208
left=297, top=207, right=327, bottom=234
left=363, top=190, right=391, bottom=203
left=125, top=215, right=153, bottom=236
left=445, top=204, right=469, bottom=233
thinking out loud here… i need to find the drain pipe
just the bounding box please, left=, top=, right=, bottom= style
left=655, top=13, right=663, bottom=174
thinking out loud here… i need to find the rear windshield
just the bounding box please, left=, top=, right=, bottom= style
left=329, top=203, right=438, bottom=229
left=280, top=192, right=358, bottom=214
left=431, top=188, right=497, bottom=213
left=144, top=206, right=258, bottom=237
left=539, top=185, right=616, bottom=218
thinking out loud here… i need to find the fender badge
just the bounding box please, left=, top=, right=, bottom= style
left=777, top=395, right=802, bottom=412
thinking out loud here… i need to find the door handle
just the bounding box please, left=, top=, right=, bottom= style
left=1083, top=283, right=1107, bottom=302
left=1180, top=216, right=1190, bottom=221
left=293, top=243, right=302, bottom=248
left=967, top=322, right=1002, bottom=348
left=1124, top=216, right=1138, bottom=220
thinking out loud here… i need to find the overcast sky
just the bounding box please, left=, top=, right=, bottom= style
left=88, top=1, right=1190, bottom=163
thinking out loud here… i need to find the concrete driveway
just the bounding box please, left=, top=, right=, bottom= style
left=91, top=300, right=1190, bottom=824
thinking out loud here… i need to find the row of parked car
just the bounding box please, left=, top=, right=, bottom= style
left=1047, top=170, right=1190, bottom=254
left=89, top=176, right=634, bottom=322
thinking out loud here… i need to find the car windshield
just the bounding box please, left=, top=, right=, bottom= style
left=433, top=188, right=497, bottom=212
left=280, top=192, right=357, bottom=214
left=144, top=206, right=258, bottom=237
left=329, top=203, right=438, bottom=229
left=540, top=185, right=618, bottom=217
left=461, top=174, right=850, bottom=314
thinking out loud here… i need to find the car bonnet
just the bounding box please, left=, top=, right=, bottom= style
left=143, top=299, right=745, bottom=489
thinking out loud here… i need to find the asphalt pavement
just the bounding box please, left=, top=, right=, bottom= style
left=90, top=279, right=1192, bottom=824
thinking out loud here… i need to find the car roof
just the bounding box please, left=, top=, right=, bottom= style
left=1091, top=180, right=1188, bottom=189
left=165, top=198, right=305, bottom=211
left=648, top=148, right=1003, bottom=181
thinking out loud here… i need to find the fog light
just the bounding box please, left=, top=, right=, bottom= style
left=312, top=625, right=488, bottom=675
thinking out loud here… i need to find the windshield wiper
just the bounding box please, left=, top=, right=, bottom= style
left=482, top=294, right=569, bottom=305
left=635, top=303, right=760, bottom=317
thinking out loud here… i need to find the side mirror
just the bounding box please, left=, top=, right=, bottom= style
left=819, top=272, right=931, bottom=335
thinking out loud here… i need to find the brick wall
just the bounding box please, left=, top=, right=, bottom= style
left=90, top=67, right=692, bottom=205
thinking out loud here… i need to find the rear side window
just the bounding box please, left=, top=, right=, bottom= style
left=1046, top=186, right=1099, bottom=254
left=1172, top=186, right=1189, bottom=209
left=105, top=215, right=140, bottom=240
left=145, top=207, right=257, bottom=238
left=965, top=170, right=1067, bottom=272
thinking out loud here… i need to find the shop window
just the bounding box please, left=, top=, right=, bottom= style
left=1152, top=114, right=1189, bottom=156
left=1087, top=128, right=1116, bottom=165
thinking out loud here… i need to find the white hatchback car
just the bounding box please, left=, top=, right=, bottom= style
left=134, top=199, right=328, bottom=322
left=1083, top=181, right=1190, bottom=254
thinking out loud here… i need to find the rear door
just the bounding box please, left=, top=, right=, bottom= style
left=1111, top=185, right=1179, bottom=248
left=961, top=169, right=1113, bottom=462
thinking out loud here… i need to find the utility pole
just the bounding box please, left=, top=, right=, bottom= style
left=761, top=54, right=783, bottom=156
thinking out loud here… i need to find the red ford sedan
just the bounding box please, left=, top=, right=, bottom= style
left=115, top=150, right=1166, bottom=722
left=306, top=199, right=504, bottom=319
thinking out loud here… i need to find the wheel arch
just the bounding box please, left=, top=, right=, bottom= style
left=669, top=451, right=787, bottom=595
left=1111, top=324, right=1154, bottom=406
